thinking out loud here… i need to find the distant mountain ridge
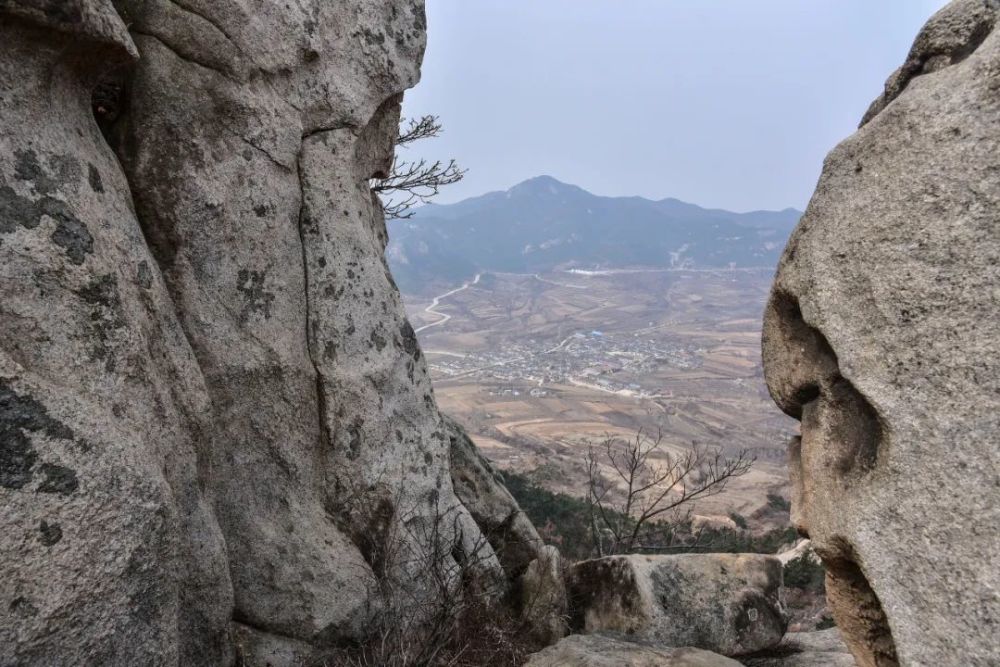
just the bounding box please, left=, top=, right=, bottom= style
left=387, top=176, right=800, bottom=293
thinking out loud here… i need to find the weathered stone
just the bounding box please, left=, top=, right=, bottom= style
left=762, top=1, right=1000, bottom=665
left=743, top=629, right=857, bottom=667
left=517, top=545, right=569, bottom=646
left=776, top=539, right=819, bottom=566
left=232, top=622, right=318, bottom=667
left=568, top=554, right=787, bottom=657
left=692, top=514, right=739, bottom=533
left=0, top=0, right=137, bottom=58
left=524, top=634, right=742, bottom=667
left=0, top=3, right=232, bottom=665
left=2, top=0, right=550, bottom=663
left=101, top=0, right=511, bottom=652
left=447, top=414, right=544, bottom=577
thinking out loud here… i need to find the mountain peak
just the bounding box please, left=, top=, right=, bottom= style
left=388, top=179, right=802, bottom=293
left=507, top=175, right=582, bottom=196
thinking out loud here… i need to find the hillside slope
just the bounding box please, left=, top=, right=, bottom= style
left=387, top=176, right=800, bottom=291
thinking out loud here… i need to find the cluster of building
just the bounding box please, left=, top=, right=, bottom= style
left=427, top=329, right=704, bottom=396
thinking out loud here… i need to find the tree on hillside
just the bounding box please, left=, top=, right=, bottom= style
left=585, top=429, right=754, bottom=556
left=373, top=115, right=466, bottom=220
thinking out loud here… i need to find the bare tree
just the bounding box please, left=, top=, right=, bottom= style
left=586, top=429, right=754, bottom=556
left=373, top=115, right=466, bottom=220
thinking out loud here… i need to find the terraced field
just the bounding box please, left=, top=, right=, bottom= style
left=404, top=268, right=797, bottom=526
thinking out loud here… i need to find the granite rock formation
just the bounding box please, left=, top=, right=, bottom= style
left=743, top=629, right=857, bottom=667
left=567, top=554, right=787, bottom=657
left=516, top=545, right=570, bottom=646
left=523, top=634, right=742, bottom=667
left=0, top=1, right=539, bottom=664
left=446, top=414, right=544, bottom=578
left=0, top=3, right=233, bottom=665
left=763, top=1, right=1000, bottom=665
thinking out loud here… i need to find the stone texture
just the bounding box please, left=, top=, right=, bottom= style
left=776, top=539, right=819, bottom=567
left=1, top=0, right=547, bottom=664
left=743, top=629, right=857, bottom=667
left=108, top=0, right=508, bottom=651
left=447, top=414, right=543, bottom=576
left=762, top=1, right=1000, bottom=665
left=524, top=634, right=742, bottom=667
left=0, top=3, right=232, bottom=665
left=0, top=0, right=138, bottom=56
left=517, top=545, right=569, bottom=646
left=567, top=554, right=787, bottom=657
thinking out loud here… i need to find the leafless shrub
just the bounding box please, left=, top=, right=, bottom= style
left=586, top=429, right=755, bottom=556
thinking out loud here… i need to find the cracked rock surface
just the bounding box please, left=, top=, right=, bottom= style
left=0, top=1, right=540, bottom=664
left=567, top=554, right=787, bottom=657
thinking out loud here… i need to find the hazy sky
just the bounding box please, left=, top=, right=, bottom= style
left=402, top=0, right=950, bottom=212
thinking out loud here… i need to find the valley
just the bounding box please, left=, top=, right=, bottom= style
left=405, top=267, right=798, bottom=525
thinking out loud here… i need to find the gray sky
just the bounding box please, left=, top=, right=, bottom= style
left=402, top=0, right=949, bottom=212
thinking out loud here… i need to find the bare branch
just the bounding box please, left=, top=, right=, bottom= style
left=397, top=115, right=443, bottom=146
left=584, top=429, right=756, bottom=555
left=373, top=115, right=467, bottom=220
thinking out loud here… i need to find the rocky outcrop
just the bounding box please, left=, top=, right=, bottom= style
left=517, top=545, right=569, bottom=646
left=524, top=634, right=742, bottom=667
left=776, top=540, right=818, bottom=567
left=0, top=3, right=232, bottom=665
left=691, top=514, right=739, bottom=533
left=0, top=0, right=543, bottom=664
left=762, top=1, right=1000, bottom=665
left=446, top=414, right=543, bottom=577
left=568, top=554, right=787, bottom=657
left=743, top=629, right=857, bottom=667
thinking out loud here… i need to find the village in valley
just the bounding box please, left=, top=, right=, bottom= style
left=405, top=267, right=797, bottom=522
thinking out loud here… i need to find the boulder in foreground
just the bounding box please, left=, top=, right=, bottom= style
left=567, top=554, right=787, bottom=656
left=524, top=633, right=742, bottom=667
left=762, top=0, right=1000, bottom=664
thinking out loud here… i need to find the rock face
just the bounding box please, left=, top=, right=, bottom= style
left=0, top=1, right=540, bottom=664
left=524, top=634, right=743, bottom=667
left=743, top=629, right=857, bottom=667
left=517, top=545, right=570, bottom=646
left=567, top=554, right=787, bottom=657
left=0, top=3, right=233, bottom=665
left=762, top=1, right=1000, bottom=665
left=446, top=414, right=544, bottom=576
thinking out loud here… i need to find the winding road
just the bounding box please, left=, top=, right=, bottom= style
left=414, top=273, right=481, bottom=334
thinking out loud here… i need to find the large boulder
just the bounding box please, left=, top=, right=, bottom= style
left=2, top=0, right=547, bottom=663
left=517, top=545, right=569, bottom=646
left=0, top=2, right=232, bottom=665
left=524, top=634, right=742, bottom=667
left=762, top=1, right=1000, bottom=665
left=108, top=0, right=513, bottom=657
left=567, top=554, right=787, bottom=657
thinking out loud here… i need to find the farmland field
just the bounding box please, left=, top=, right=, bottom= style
left=405, top=268, right=797, bottom=527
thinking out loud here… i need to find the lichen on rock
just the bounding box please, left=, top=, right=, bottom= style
left=0, top=0, right=545, bottom=664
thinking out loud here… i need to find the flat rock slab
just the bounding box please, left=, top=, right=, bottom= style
left=568, top=554, right=787, bottom=657
left=524, top=634, right=742, bottom=667
left=742, top=629, right=857, bottom=666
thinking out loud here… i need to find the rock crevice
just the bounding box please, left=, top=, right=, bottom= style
left=0, top=1, right=537, bottom=664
